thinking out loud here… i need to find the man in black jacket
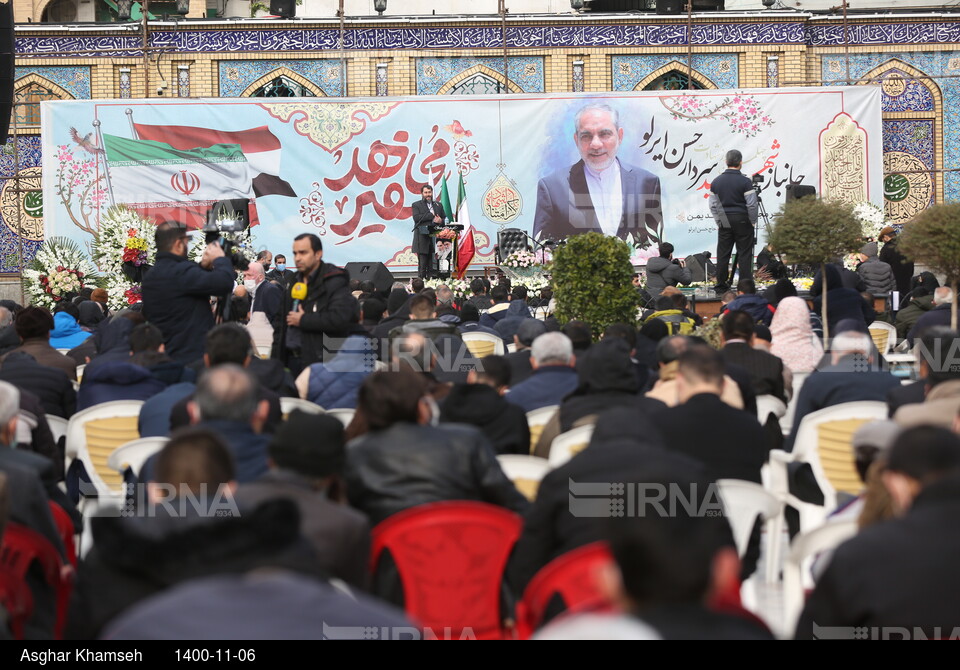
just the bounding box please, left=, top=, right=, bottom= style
left=0, top=351, right=76, bottom=419
left=275, top=233, right=357, bottom=375
left=720, top=310, right=788, bottom=403
left=411, top=184, right=445, bottom=279
left=141, top=222, right=236, bottom=365
left=708, top=150, right=757, bottom=293
left=345, top=370, right=528, bottom=526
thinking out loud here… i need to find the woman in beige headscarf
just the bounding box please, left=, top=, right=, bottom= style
left=770, top=296, right=823, bottom=374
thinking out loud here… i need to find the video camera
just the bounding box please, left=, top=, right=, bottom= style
left=203, top=199, right=251, bottom=272
left=751, top=173, right=765, bottom=194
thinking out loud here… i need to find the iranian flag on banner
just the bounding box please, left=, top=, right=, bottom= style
left=455, top=172, right=475, bottom=279
left=103, top=134, right=260, bottom=228
left=132, top=124, right=296, bottom=198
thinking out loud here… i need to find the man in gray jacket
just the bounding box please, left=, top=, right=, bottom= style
left=856, top=241, right=895, bottom=295
left=644, top=242, right=692, bottom=298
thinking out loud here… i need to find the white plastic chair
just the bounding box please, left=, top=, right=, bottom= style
left=461, top=331, right=505, bottom=358
left=768, top=401, right=886, bottom=533
left=496, top=454, right=552, bottom=501
left=526, top=405, right=559, bottom=455
left=780, top=371, right=811, bottom=437
left=46, top=415, right=69, bottom=446
left=280, top=397, right=325, bottom=417
left=548, top=424, right=595, bottom=468
left=65, top=399, right=145, bottom=504
left=715, top=479, right=785, bottom=583
left=107, top=436, right=169, bottom=478
left=326, top=408, right=356, bottom=428
left=782, top=520, right=858, bottom=636
left=868, top=321, right=897, bottom=355
left=756, top=394, right=787, bottom=427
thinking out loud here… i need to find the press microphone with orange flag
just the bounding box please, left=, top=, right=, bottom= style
left=291, top=282, right=307, bottom=311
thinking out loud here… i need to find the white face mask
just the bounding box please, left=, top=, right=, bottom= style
left=243, top=279, right=258, bottom=293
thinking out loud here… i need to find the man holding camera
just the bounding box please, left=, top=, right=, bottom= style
left=709, top=150, right=758, bottom=294
left=275, top=233, right=357, bottom=375
left=142, top=221, right=237, bottom=365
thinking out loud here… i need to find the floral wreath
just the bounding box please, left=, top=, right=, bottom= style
left=22, top=237, right=98, bottom=309
left=91, top=206, right=157, bottom=311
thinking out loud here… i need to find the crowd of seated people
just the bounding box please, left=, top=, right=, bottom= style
left=0, top=234, right=957, bottom=641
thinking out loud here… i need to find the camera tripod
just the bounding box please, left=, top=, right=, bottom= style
left=728, top=182, right=772, bottom=285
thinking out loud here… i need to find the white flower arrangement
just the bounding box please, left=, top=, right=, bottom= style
left=23, top=237, right=97, bottom=309
left=852, top=201, right=888, bottom=241
left=91, top=206, right=157, bottom=311
left=424, top=274, right=551, bottom=302
left=502, top=250, right=539, bottom=269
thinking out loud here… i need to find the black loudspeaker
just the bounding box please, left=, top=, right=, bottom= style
left=656, top=0, right=684, bottom=14
left=270, top=0, right=296, bottom=17
left=344, top=262, right=395, bottom=296
left=684, top=252, right=716, bottom=282
left=0, top=2, right=14, bottom=147
left=785, top=184, right=817, bottom=202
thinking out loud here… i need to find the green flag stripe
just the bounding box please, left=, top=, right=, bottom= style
left=104, top=134, right=248, bottom=167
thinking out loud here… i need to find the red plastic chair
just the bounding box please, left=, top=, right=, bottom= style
left=514, top=541, right=615, bottom=639
left=48, top=502, right=77, bottom=568
left=369, top=501, right=523, bottom=640
left=0, top=522, right=75, bottom=639
left=0, top=566, right=33, bottom=640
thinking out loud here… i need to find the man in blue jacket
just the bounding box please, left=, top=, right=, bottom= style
left=141, top=221, right=236, bottom=365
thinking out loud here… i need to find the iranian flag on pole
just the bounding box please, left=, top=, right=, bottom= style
left=455, top=172, right=475, bottom=279
left=104, top=134, right=258, bottom=228
left=132, top=124, right=296, bottom=198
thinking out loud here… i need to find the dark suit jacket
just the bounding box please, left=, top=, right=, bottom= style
left=252, top=280, right=283, bottom=332
left=533, top=159, right=663, bottom=244
left=411, top=198, right=446, bottom=254
left=886, top=379, right=926, bottom=417
left=786, top=361, right=902, bottom=451
left=662, top=394, right=769, bottom=483
left=721, top=342, right=787, bottom=403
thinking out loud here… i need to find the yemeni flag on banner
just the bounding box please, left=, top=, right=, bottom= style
left=455, top=173, right=475, bottom=279
left=132, top=124, right=296, bottom=198
left=103, top=134, right=258, bottom=228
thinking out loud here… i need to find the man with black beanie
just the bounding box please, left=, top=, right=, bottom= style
left=236, top=410, right=370, bottom=588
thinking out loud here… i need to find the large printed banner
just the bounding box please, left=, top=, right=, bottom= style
left=42, top=87, right=882, bottom=268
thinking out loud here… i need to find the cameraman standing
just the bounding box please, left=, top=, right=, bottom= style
left=709, top=149, right=758, bottom=294
left=275, top=233, right=357, bottom=375
left=142, top=221, right=236, bottom=365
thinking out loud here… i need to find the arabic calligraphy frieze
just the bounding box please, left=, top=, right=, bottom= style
left=14, top=22, right=807, bottom=59
left=808, top=22, right=960, bottom=47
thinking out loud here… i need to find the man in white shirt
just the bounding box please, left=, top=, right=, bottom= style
left=533, top=102, right=664, bottom=246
